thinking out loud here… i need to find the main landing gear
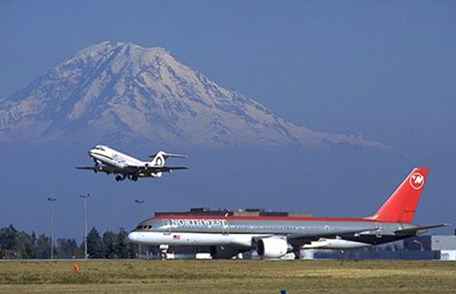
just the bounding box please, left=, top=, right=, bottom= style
left=114, top=174, right=138, bottom=182
left=159, top=244, right=169, bottom=260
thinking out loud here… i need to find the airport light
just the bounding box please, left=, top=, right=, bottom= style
left=47, top=197, right=57, bottom=259
left=80, top=193, right=90, bottom=259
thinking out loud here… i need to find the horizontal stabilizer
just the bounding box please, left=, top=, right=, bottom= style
left=394, top=224, right=447, bottom=236
left=151, top=166, right=188, bottom=172
left=149, top=152, right=188, bottom=159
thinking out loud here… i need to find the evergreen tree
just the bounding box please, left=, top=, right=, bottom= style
left=115, top=229, right=129, bottom=258
left=102, top=231, right=116, bottom=258
left=0, top=225, right=18, bottom=250
left=35, top=234, right=51, bottom=259
left=16, top=231, right=35, bottom=258
left=57, top=238, right=81, bottom=258
left=0, top=225, right=18, bottom=258
left=87, top=227, right=104, bottom=258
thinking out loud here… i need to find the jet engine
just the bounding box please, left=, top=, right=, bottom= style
left=256, top=237, right=289, bottom=258
left=302, top=238, right=370, bottom=249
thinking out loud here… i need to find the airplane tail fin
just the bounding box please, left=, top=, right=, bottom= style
left=149, top=151, right=167, bottom=167
left=368, top=167, right=430, bottom=224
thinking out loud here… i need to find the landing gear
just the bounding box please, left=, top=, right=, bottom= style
left=115, top=174, right=139, bottom=182
left=293, top=248, right=302, bottom=260
left=159, top=245, right=169, bottom=260
left=93, top=159, right=103, bottom=174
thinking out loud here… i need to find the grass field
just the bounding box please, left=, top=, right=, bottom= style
left=0, top=260, right=455, bottom=294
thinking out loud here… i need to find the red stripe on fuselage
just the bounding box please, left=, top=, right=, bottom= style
left=154, top=214, right=384, bottom=223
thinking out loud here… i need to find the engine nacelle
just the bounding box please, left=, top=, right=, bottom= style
left=256, top=237, right=289, bottom=258
left=302, top=238, right=370, bottom=249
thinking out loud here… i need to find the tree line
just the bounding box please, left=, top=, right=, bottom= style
left=0, top=225, right=141, bottom=259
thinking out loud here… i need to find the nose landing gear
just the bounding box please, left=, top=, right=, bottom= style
left=115, top=175, right=126, bottom=182
left=159, top=244, right=169, bottom=260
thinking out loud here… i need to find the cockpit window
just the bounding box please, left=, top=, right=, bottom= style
left=94, top=145, right=106, bottom=151
left=136, top=225, right=153, bottom=230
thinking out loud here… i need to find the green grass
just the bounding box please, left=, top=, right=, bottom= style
left=0, top=260, right=455, bottom=294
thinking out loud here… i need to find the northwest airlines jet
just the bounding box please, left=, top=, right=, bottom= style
left=76, top=145, right=188, bottom=182
left=128, top=167, right=445, bottom=258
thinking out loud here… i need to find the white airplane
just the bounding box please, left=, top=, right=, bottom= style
left=76, top=145, right=188, bottom=182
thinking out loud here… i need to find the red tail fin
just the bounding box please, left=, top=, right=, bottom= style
left=369, top=167, right=429, bottom=224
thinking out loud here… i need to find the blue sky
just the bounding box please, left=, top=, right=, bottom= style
left=0, top=1, right=455, bottom=236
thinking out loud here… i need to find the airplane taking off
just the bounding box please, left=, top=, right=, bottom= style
left=77, top=145, right=188, bottom=182
left=128, top=167, right=446, bottom=259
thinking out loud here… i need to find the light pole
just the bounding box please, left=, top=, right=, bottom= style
left=134, top=199, right=145, bottom=257
left=80, top=193, right=90, bottom=259
left=47, top=197, right=57, bottom=259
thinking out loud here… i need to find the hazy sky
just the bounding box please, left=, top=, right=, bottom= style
left=1, top=1, right=455, bottom=236
left=2, top=1, right=455, bottom=149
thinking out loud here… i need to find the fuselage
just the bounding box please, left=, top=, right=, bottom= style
left=89, top=145, right=145, bottom=171
left=88, top=145, right=162, bottom=179
left=128, top=214, right=417, bottom=248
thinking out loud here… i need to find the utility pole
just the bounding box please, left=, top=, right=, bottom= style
left=134, top=199, right=145, bottom=258
left=47, top=197, right=57, bottom=259
left=80, top=193, right=90, bottom=259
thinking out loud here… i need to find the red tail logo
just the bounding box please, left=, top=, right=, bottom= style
left=369, top=167, right=429, bottom=224
left=409, top=172, right=425, bottom=190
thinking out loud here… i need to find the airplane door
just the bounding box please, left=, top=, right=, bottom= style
left=163, top=220, right=171, bottom=235
left=222, top=219, right=229, bottom=235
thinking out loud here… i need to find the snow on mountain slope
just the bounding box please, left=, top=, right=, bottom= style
left=0, top=41, right=384, bottom=148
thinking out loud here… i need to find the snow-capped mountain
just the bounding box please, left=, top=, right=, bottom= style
left=0, top=41, right=384, bottom=148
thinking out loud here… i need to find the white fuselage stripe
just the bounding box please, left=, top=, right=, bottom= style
left=128, top=232, right=268, bottom=247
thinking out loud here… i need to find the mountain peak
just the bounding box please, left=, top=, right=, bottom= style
left=0, top=42, right=386, bottom=149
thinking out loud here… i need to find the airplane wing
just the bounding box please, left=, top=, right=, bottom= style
left=286, top=227, right=379, bottom=243
left=75, top=166, right=113, bottom=174
left=143, top=166, right=188, bottom=173
left=123, top=165, right=188, bottom=174
left=394, top=224, right=447, bottom=236
left=76, top=166, right=97, bottom=171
